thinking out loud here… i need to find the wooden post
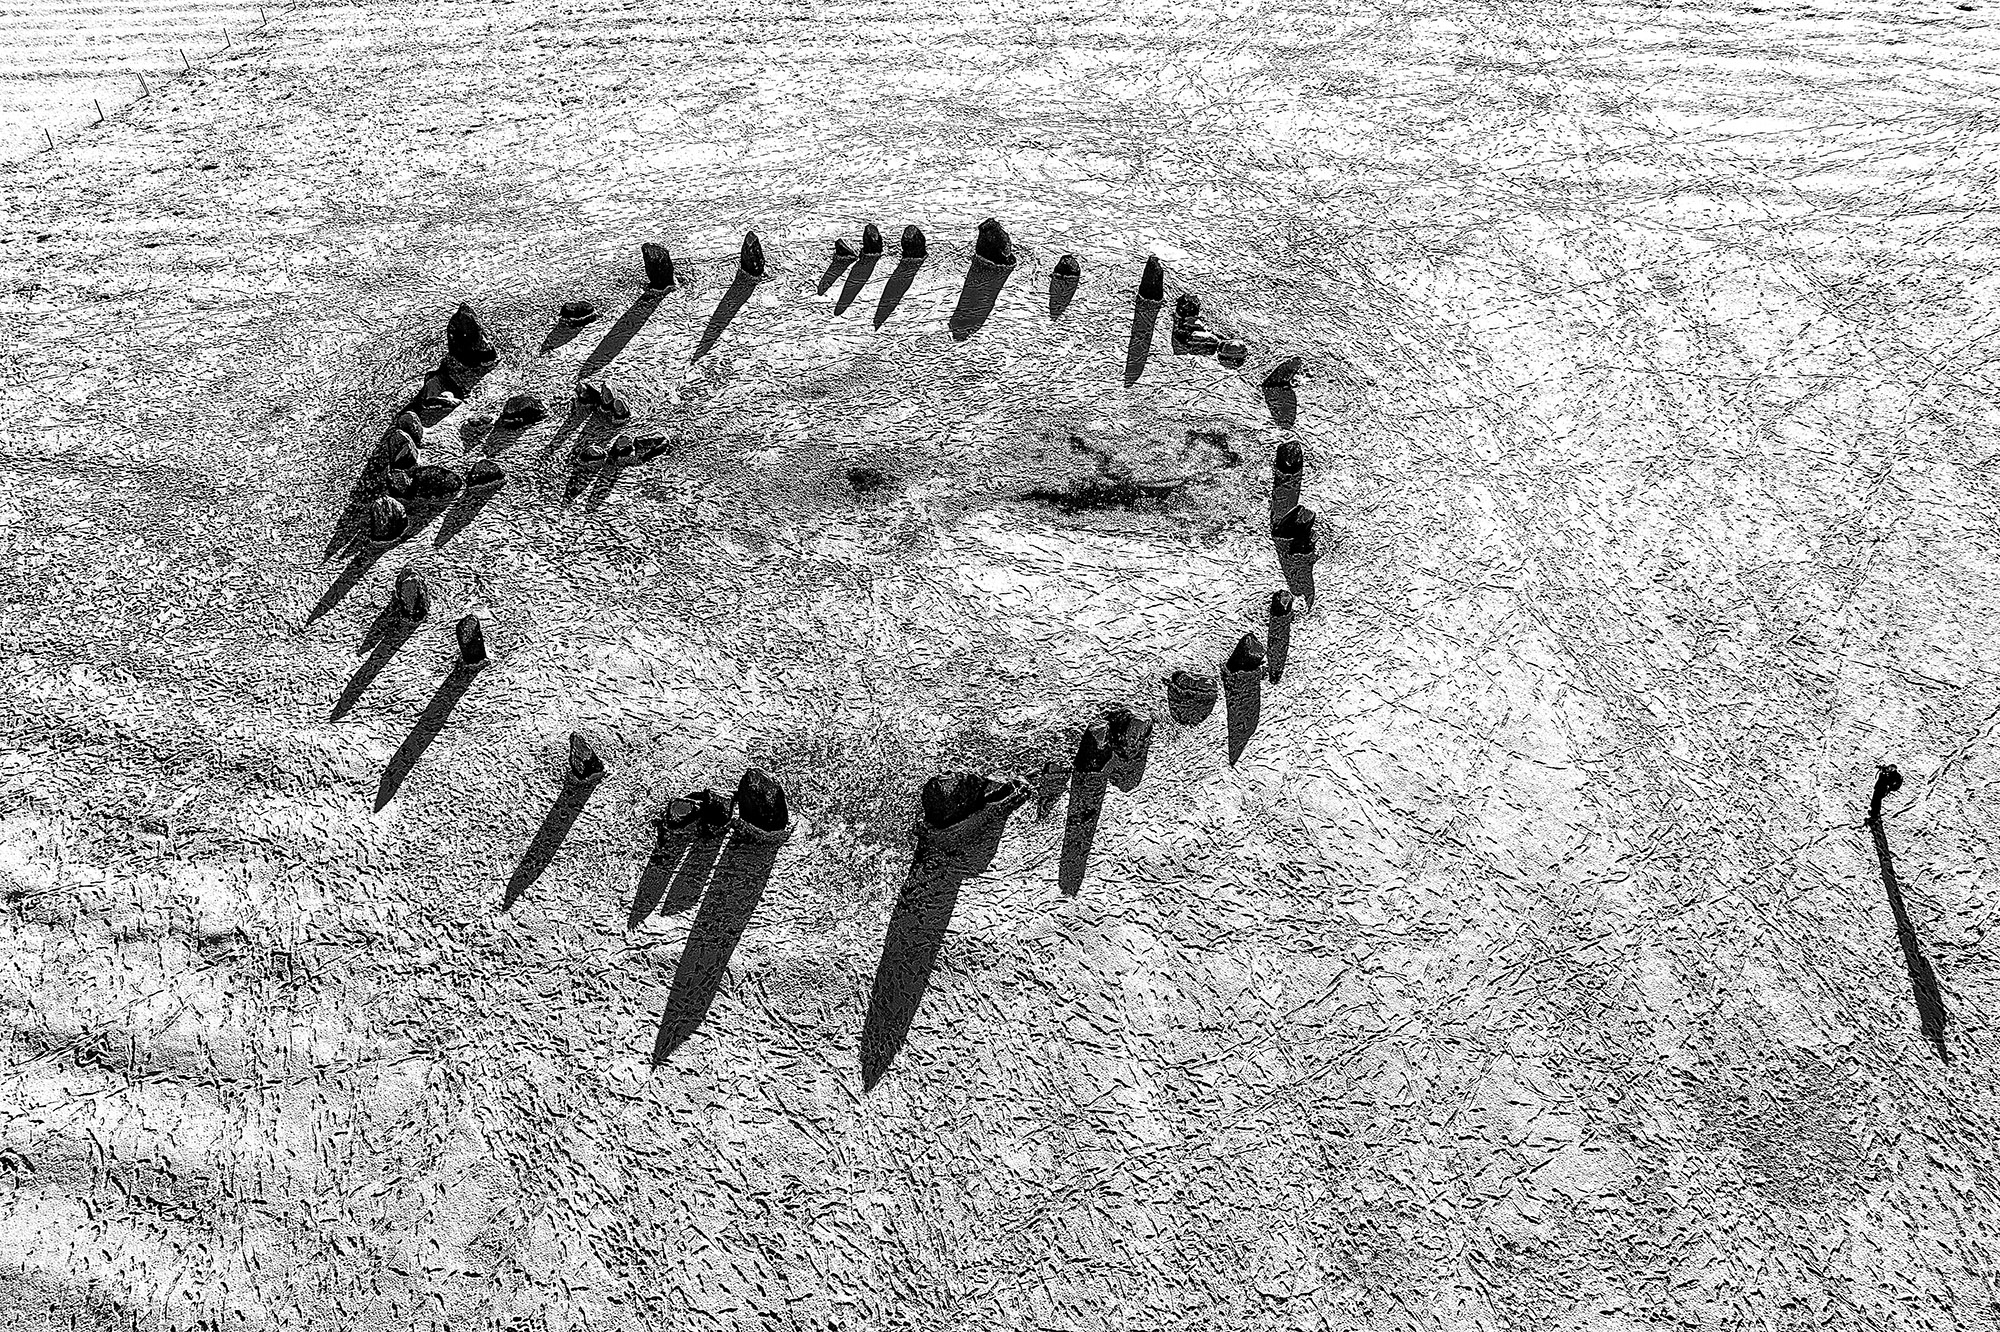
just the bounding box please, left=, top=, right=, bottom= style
left=223, top=28, right=231, bottom=46
left=181, top=48, right=191, bottom=70
left=94, top=99, right=103, bottom=123
left=138, top=71, right=149, bottom=97
left=44, top=128, right=55, bottom=151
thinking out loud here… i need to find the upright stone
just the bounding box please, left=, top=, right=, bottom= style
left=739, top=231, right=767, bottom=279
left=860, top=223, right=884, bottom=255
left=973, top=217, right=1016, bottom=268
left=1264, top=356, right=1304, bottom=389
left=568, top=734, right=605, bottom=785
left=393, top=569, right=429, bottom=619
left=456, top=612, right=488, bottom=666
left=445, top=302, right=498, bottom=367
left=1137, top=256, right=1165, bottom=303
left=641, top=242, right=677, bottom=290
left=368, top=496, right=407, bottom=543
left=900, top=224, right=928, bottom=259
left=833, top=237, right=858, bottom=259
left=735, top=768, right=790, bottom=832
left=1053, top=254, right=1081, bottom=280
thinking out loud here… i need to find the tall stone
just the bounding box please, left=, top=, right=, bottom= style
left=860, top=223, right=884, bottom=255
left=900, top=225, right=927, bottom=259
left=641, top=242, right=677, bottom=290
left=1138, top=256, right=1165, bottom=303
left=445, top=302, right=498, bottom=367
left=973, top=218, right=1015, bottom=268
left=739, top=231, right=767, bottom=279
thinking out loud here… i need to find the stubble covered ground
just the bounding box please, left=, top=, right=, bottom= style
left=2, top=0, right=1999, bottom=1327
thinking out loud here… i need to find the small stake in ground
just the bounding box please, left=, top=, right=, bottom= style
left=44, top=128, right=54, bottom=151
left=181, top=49, right=191, bottom=71
left=94, top=99, right=104, bottom=123
left=137, top=71, right=149, bottom=96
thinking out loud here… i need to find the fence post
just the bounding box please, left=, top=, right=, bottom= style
left=181, top=48, right=191, bottom=70
left=44, top=127, right=55, bottom=151
left=94, top=98, right=104, bottom=122
left=138, top=71, right=149, bottom=97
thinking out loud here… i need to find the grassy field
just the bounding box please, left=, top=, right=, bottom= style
left=2, top=0, right=1999, bottom=1327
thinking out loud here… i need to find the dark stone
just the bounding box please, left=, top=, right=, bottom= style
left=386, top=435, right=418, bottom=472
left=568, top=734, right=605, bottom=785
left=1073, top=722, right=1116, bottom=774
left=1217, top=339, right=1249, bottom=366
left=415, top=372, right=459, bottom=410
left=973, top=217, right=1015, bottom=268
left=1175, top=292, right=1200, bottom=323
left=574, top=379, right=601, bottom=408
left=735, top=768, right=789, bottom=832
left=920, top=771, right=1021, bottom=829
left=445, top=302, right=498, bottom=367
left=575, top=437, right=609, bottom=464
left=1270, top=590, right=1295, bottom=618
left=664, top=788, right=733, bottom=835
left=456, top=613, right=488, bottom=666
left=410, top=464, right=463, bottom=500
left=1226, top=632, right=1266, bottom=675
left=1138, top=256, right=1165, bottom=302
left=1264, top=356, right=1304, bottom=389
left=1274, top=439, right=1304, bottom=476
left=498, top=392, right=547, bottom=429
left=739, top=231, right=767, bottom=279
left=460, top=413, right=496, bottom=443
left=833, top=237, right=858, bottom=259
left=595, top=382, right=632, bottom=425
left=899, top=225, right=927, bottom=259
left=558, top=300, right=597, bottom=326
left=1184, top=329, right=1220, bottom=355
left=1109, top=709, right=1154, bottom=762
left=392, top=410, right=424, bottom=443
left=860, top=223, right=884, bottom=255
left=384, top=469, right=413, bottom=498
left=1169, top=669, right=1218, bottom=702
left=609, top=433, right=635, bottom=460
left=632, top=433, right=670, bottom=461
left=465, top=458, right=504, bottom=489
left=1053, top=253, right=1081, bottom=280
left=1274, top=504, right=1318, bottom=554
left=367, top=496, right=407, bottom=542
left=642, top=242, right=677, bottom=290
left=393, top=569, right=428, bottom=619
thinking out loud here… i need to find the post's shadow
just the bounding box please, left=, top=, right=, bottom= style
left=373, top=664, right=482, bottom=812
left=1123, top=296, right=1160, bottom=386
left=539, top=318, right=589, bottom=356
left=1867, top=767, right=1950, bottom=1062
left=1057, top=770, right=1109, bottom=897
left=330, top=609, right=417, bottom=720
left=1267, top=607, right=1294, bottom=684
left=1223, top=670, right=1263, bottom=766
left=817, top=254, right=855, bottom=297
left=1048, top=274, right=1078, bottom=320
left=577, top=293, right=663, bottom=381
left=1264, top=385, right=1299, bottom=428
left=1034, top=759, right=1071, bottom=820
left=433, top=481, right=500, bottom=548
left=650, top=831, right=785, bottom=1062
left=948, top=260, right=1012, bottom=342
left=1279, top=550, right=1319, bottom=606
left=306, top=544, right=386, bottom=624
left=693, top=275, right=759, bottom=361
left=834, top=255, right=880, bottom=315
left=502, top=777, right=601, bottom=909
left=873, top=257, right=923, bottom=330
left=627, top=825, right=707, bottom=927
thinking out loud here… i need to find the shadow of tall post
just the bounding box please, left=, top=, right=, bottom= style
left=1866, top=766, right=1950, bottom=1062
left=1222, top=661, right=1263, bottom=765
left=874, top=257, right=924, bottom=329
left=834, top=254, right=880, bottom=315
left=502, top=776, right=602, bottom=909
left=692, top=275, right=760, bottom=361
left=576, top=293, right=664, bottom=381
left=650, top=825, right=787, bottom=1062
left=947, top=260, right=1012, bottom=342
left=330, top=609, right=418, bottom=720
left=373, top=664, right=482, bottom=811
left=1123, top=295, right=1160, bottom=385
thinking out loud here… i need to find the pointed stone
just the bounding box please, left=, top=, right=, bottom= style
left=393, top=569, right=429, bottom=619
left=899, top=224, right=927, bottom=259
left=833, top=237, right=858, bottom=259
left=595, top=382, right=632, bottom=425
left=1052, top=253, right=1081, bottom=280
left=445, top=302, right=498, bottom=367
left=1274, top=439, right=1304, bottom=476
left=921, top=771, right=1004, bottom=828
left=860, top=223, right=884, bottom=255
left=567, top=734, right=605, bottom=785
left=1270, top=590, right=1295, bottom=618
left=973, top=217, right=1015, bottom=268
left=739, top=231, right=767, bottom=279
left=1073, top=722, right=1116, bottom=774
left=735, top=768, right=789, bottom=832
left=1174, top=292, right=1200, bottom=324
left=641, top=242, right=677, bottom=290
left=498, top=392, right=546, bottom=430
left=386, top=435, right=418, bottom=472
left=410, top=464, right=463, bottom=500
left=465, top=458, right=504, bottom=489
left=1138, top=256, right=1165, bottom=303
left=367, top=495, right=407, bottom=542
left=455, top=612, right=488, bottom=666
left=558, top=300, right=597, bottom=326
left=1226, top=632, right=1266, bottom=675
left=1264, top=356, right=1303, bottom=389
left=1274, top=504, right=1318, bottom=554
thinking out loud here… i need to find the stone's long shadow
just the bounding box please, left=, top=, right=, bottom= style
left=330, top=607, right=417, bottom=720
left=1270, top=469, right=1302, bottom=529
left=834, top=254, right=880, bottom=315
left=947, top=260, right=1012, bottom=342
left=501, top=776, right=601, bottom=909
left=1057, top=770, right=1109, bottom=898
left=873, top=257, right=923, bottom=329
left=1049, top=274, right=1077, bottom=320
left=576, top=293, right=662, bottom=382
left=538, top=317, right=589, bottom=356
left=651, top=831, right=784, bottom=1062
left=373, top=664, right=482, bottom=812
left=693, top=274, right=759, bottom=362
left=1123, top=295, right=1160, bottom=386
left=1867, top=766, right=1951, bottom=1062
left=627, top=824, right=721, bottom=927
left=1264, top=383, right=1298, bottom=429
left=432, top=480, right=499, bottom=548
left=817, top=254, right=854, bottom=297
left=307, top=544, right=386, bottom=624
left=1223, top=668, right=1263, bottom=765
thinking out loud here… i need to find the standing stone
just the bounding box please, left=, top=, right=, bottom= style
left=641, top=242, right=677, bottom=290
left=739, top=231, right=767, bottom=279
left=1217, top=339, right=1249, bottom=368
left=445, top=303, right=498, bottom=367
left=498, top=392, right=547, bottom=430
left=1073, top=722, right=1116, bottom=774
left=1264, top=356, right=1304, bottom=389
left=456, top=612, right=488, bottom=667
left=392, top=410, right=424, bottom=443
left=973, top=217, right=1016, bottom=268
left=386, top=435, right=418, bottom=472
left=394, top=569, right=429, bottom=619
left=1225, top=632, right=1267, bottom=676
left=1267, top=591, right=1295, bottom=683
left=735, top=768, right=790, bottom=833
left=367, top=496, right=407, bottom=542
left=558, top=300, right=597, bottom=326
left=1174, top=292, right=1201, bottom=325
left=568, top=734, right=606, bottom=785
left=860, top=223, right=884, bottom=255
left=1053, top=254, right=1081, bottom=280
left=1275, top=439, right=1305, bottom=477
left=833, top=237, right=858, bottom=259
left=899, top=225, right=927, bottom=259
left=1137, top=256, right=1165, bottom=303
left=1274, top=504, right=1318, bottom=554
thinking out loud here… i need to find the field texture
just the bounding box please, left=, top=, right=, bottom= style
left=2, top=0, right=2000, bottom=1327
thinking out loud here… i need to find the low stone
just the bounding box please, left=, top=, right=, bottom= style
left=1053, top=254, right=1081, bottom=280
left=1184, top=329, right=1221, bottom=355
left=1175, top=292, right=1200, bottom=323
left=456, top=612, right=488, bottom=666
left=384, top=469, right=413, bottom=497
left=735, top=769, right=789, bottom=832
left=416, top=373, right=459, bottom=409
left=386, top=435, right=418, bottom=472
left=392, top=410, right=424, bottom=442
left=460, top=412, right=496, bottom=442
left=665, top=788, right=733, bottom=834
left=1109, top=709, right=1154, bottom=761
left=609, top=433, right=635, bottom=460
left=1225, top=632, right=1266, bottom=675
left=368, top=496, right=407, bottom=542
left=498, top=392, right=546, bottom=429
left=1274, top=440, right=1304, bottom=476
left=393, top=569, right=428, bottom=619
left=558, top=300, right=597, bottom=326
left=739, top=230, right=767, bottom=279
left=642, top=242, right=677, bottom=290
left=575, top=437, right=609, bottom=464
left=1138, top=255, right=1165, bottom=302
left=574, top=379, right=601, bottom=407
left=920, top=771, right=1021, bottom=829
left=1217, top=339, right=1249, bottom=367
left=899, top=224, right=927, bottom=259
left=833, top=237, right=858, bottom=259
left=1168, top=668, right=1219, bottom=701
left=973, top=217, right=1016, bottom=268
left=465, top=458, right=504, bottom=489
left=1270, top=590, right=1295, bottom=618
left=632, top=433, right=670, bottom=461
left=1274, top=504, right=1318, bottom=554
left=596, top=383, right=632, bottom=425
left=445, top=302, right=499, bottom=367
left=1264, top=356, right=1304, bottom=388
left=568, top=734, right=605, bottom=785
left=860, top=223, right=884, bottom=255
left=410, top=464, right=462, bottom=500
